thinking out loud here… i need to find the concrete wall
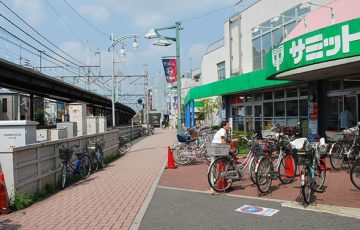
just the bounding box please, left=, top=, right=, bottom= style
left=0, top=125, right=142, bottom=200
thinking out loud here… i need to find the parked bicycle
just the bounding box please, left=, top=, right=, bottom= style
left=350, top=157, right=360, bottom=190
left=172, top=133, right=211, bottom=165
left=255, top=132, right=297, bottom=193
left=141, top=125, right=154, bottom=136
left=118, top=135, right=132, bottom=154
left=87, top=138, right=105, bottom=172
left=59, top=144, right=91, bottom=189
left=294, top=138, right=327, bottom=205
left=328, top=124, right=360, bottom=171
left=207, top=133, right=261, bottom=192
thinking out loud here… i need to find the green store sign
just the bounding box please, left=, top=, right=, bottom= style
left=266, top=17, right=360, bottom=78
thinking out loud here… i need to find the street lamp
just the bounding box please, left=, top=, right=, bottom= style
left=108, top=34, right=139, bottom=127
left=145, top=22, right=183, bottom=133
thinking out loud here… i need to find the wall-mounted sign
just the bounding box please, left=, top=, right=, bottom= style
left=266, top=18, right=360, bottom=78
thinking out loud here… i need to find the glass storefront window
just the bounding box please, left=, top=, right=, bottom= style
left=264, top=91, right=272, bottom=100
left=252, top=37, right=262, bottom=70
left=283, top=8, right=296, bottom=23
left=274, top=101, right=285, bottom=116
left=300, top=85, right=308, bottom=97
left=284, top=21, right=296, bottom=38
left=254, top=93, right=262, bottom=101
left=262, top=32, right=272, bottom=67
left=275, top=89, right=284, bottom=99
left=326, top=79, right=341, bottom=91
left=245, top=94, right=253, bottom=103
left=344, top=77, right=360, bottom=90
left=272, top=28, right=283, bottom=48
left=286, top=87, right=298, bottom=98
left=299, top=99, right=308, bottom=117
left=263, top=102, right=273, bottom=117
left=245, top=106, right=253, bottom=131
left=286, top=100, right=298, bottom=116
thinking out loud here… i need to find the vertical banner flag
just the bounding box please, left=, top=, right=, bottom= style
left=173, top=97, right=178, bottom=110
left=162, top=58, right=177, bottom=84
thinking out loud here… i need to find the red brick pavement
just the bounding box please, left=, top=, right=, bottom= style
left=159, top=158, right=360, bottom=208
left=0, top=129, right=177, bottom=230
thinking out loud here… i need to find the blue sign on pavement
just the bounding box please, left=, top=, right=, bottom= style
left=235, top=205, right=279, bottom=217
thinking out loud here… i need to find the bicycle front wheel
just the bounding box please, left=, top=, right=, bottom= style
left=173, top=148, right=192, bottom=165
left=350, top=160, right=360, bottom=190
left=256, top=157, right=273, bottom=193
left=301, top=166, right=313, bottom=204
left=79, top=154, right=91, bottom=179
left=61, top=163, right=67, bottom=189
left=278, top=154, right=296, bottom=184
left=90, top=153, right=99, bottom=173
left=329, top=143, right=345, bottom=170
left=119, top=138, right=132, bottom=154
left=207, top=157, right=235, bottom=192
left=249, top=156, right=257, bottom=184
left=314, top=159, right=326, bottom=191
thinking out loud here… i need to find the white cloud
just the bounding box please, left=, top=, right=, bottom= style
left=78, top=5, right=110, bottom=23
left=12, top=0, right=46, bottom=26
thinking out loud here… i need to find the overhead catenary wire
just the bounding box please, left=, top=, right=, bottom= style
left=63, top=0, right=110, bottom=38
left=0, top=26, right=79, bottom=76
left=0, top=13, right=81, bottom=69
left=0, top=0, right=84, bottom=66
left=180, top=0, right=246, bottom=23
left=45, top=0, right=86, bottom=46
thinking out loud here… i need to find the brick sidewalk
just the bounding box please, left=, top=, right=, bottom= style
left=0, top=129, right=176, bottom=230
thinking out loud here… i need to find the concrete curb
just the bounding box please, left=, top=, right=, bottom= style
left=130, top=155, right=168, bottom=230
left=281, top=201, right=360, bottom=220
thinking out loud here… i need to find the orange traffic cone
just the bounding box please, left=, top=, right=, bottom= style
left=0, top=172, right=9, bottom=214
left=166, top=146, right=178, bottom=169
left=217, top=160, right=228, bottom=190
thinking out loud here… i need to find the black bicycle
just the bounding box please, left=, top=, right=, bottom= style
left=350, top=157, right=360, bottom=190
left=59, top=144, right=91, bottom=189
left=118, top=135, right=132, bottom=154
left=87, top=138, right=105, bottom=172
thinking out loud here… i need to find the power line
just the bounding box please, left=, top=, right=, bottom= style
left=0, top=13, right=81, bottom=68
left=0, top=0, right=84, bottom=66
left=0, top=26, right=79, bottom=76
left=63, top=0, right=110, bottom=38
left=180, top=1, right=246, bottom=23
left=45, top=0, right=86, bottom=46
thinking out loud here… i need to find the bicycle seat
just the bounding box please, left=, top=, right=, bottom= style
left=177, top=134, right=192, bottom=143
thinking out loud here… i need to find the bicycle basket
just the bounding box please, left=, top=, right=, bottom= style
left=296, top=150, right=314, bottom=165
left=59, top=148, right=74, bottom=161
left=207, top=144, right=230, bottom=157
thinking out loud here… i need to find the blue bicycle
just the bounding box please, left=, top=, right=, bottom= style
left=59, top=144, right=91, bottom=189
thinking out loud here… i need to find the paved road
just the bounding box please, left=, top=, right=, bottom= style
left=0, top=129, right=176, bottom=230
left=139, top=187, right=359, bottom=230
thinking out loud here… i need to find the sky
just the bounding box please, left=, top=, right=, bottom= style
left=0, top=0, right=256, bottom=109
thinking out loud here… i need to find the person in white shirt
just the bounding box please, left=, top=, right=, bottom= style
left=339, top=106, right=354, bottom=130
left=212, top=121, right=230, bottom=144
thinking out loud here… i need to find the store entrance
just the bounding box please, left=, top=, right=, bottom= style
left=325, top=94, right=358, bottom=131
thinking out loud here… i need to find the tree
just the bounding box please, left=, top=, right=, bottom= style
left=198, top=97, right=222, bottom=126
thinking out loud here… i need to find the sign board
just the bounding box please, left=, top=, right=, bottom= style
left=235, top=205, right=279, bottom=217
left=266, top=18, right=360, bottom=78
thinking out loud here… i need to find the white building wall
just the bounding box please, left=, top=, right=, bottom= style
left=201, top=0, right=332, bottom=84
left=201, top=45, right=226, bottom=85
